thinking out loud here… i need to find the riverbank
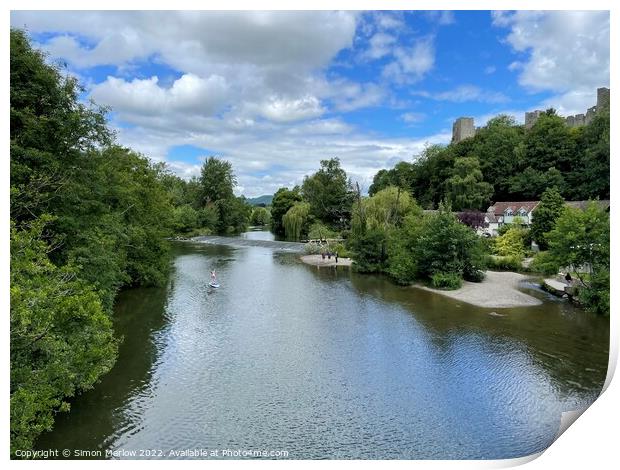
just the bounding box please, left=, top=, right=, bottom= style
left=415, top=270, right=542, bottom=308
left=300, top=254, right=352, bottom=267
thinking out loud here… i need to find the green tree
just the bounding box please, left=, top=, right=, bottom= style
left=531, top=187, right=565, bottom=249
left=10, top=217, right=118, bottom=453
left=493, top=226, right=528, bottom=258
left=473, top=115, right=524, bottom=200
left=572, top=110, right=610, bottom=199
left=546, top=203, right=609, bottom=315
left=351, top=186, right=418, bottom=233
left=270, top=187, right=302, bottom=236
left=302, top=158, right=354, bottom=228
left=10, top=29, right=112, bottom=224
left=250, top=206, right=271, bottom=226
left=283, top=202, right=311, bottom=241
left=198, top=157, right=236, bottom=205
left=446, top=156, right=493, bottom=210
left=412, top=203, right=487, bottom=281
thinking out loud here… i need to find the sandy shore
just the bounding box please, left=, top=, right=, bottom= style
left=415, top=270, right=542, bottom=308
left=301, top=254, right=352, bottom=267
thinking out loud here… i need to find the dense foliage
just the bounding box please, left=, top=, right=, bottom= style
left=531, top=187, right=565, bottom=249
left=545, top=203, right=610, bottom=315
left=369, top=112, right=609, bottom=210
left=9, top=30, right=252, bottom=452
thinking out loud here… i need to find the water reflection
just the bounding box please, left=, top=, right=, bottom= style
left=36, top=233, right=609, bottom=459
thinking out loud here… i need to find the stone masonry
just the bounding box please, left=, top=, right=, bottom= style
left=523, top=87, right=609, bottom=129
left=451, top=87, right=610, bottom=143
left=451, top=117, right=476, bottom=143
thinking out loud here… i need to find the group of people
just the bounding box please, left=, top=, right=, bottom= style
left=321, top=251, right=339, bottom=263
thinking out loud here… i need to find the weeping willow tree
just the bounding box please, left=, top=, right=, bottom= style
left=351, top=186, right=419, bottom=234
left=283, top=202, right=311, bottom=241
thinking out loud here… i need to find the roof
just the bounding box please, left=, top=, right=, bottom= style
left=487, top=201, right=540, bottom=216
left=565, top=200, right=610, bottom=211
left=485, top=213, right=498, bottom=223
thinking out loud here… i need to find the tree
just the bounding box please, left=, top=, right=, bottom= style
left=473, top=115, right=524, bottom=200
left=446, top=156, right=493, bottom=210
left=412, top=203, right=486, bottom=281
left=368, top=161, right=414, bottom=196
left=283, top=202, right=311, bottom=241
left=508, top=166, right=565, bottom=199
left=198, top=157, right=236, bottom=206
left=270, top=187, right=302, bottom=236
left=10, top=29, right=112, bottom=224
left=302, top=158, right=355, bottom=228
left=571, top=110, right=610, bottom=199
left=250, top=206, right=271, bottom=226
left=546, top=203, right=609, bottom=315
left=531, top=187, right=565, bottom=249
left=10, top=217, right=118, bottom=453
left=351, top=186, right=418, bottom=233
left=493, top=227, right=528, bottom=258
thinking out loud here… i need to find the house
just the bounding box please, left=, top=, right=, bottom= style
left=483, top=212, right=499, bottom=236
left=486, top=201, right=540, bottom=228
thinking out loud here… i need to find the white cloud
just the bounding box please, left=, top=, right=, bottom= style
left=425, top=11, right=455, bottom=26
left=493, top=11, right=609, bottom=93
left=10, top=11, right=451, bottom=197
left=258, top=96, right=325, bottom=123
left=383, top=38, right=435, bottom=84
left=90, top=74, right=229, bottom=116
left=400, top=112, right=426, bottom=124
left=484, top=65, right=496, bottom=74
left=363, top=32, right=396, bottom=60
left=414, top=85, right=509, bottom=104
left=538, top=89, right=599, bottom=117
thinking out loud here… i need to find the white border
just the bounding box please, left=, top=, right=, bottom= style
left=2, top=1, right=617, bottom=468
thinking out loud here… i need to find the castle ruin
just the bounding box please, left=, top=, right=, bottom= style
left=451, top=87, right=610, bottom=142
left=524, top=87, right=610, bottom=129
left=451, top=117, right=476, bottom=143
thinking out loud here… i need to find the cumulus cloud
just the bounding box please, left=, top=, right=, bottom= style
left=8, top=11, right=449, bottom=196
left=493, top=11, right=609, bottom=97
left=383, top=38, right=435, bottom=84
left=90, top=74, right=229, bottom=116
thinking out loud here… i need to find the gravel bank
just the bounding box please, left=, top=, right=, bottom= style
left=416, top=270, right=542, bottom=308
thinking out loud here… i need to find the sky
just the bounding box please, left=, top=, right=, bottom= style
left=10, top=10, right=610, bottom=197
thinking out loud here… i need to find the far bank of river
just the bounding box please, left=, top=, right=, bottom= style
left=36, top=231, right=609, bottom=459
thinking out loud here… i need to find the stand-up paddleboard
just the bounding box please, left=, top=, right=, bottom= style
left=209, top=282, right=220, bottom=288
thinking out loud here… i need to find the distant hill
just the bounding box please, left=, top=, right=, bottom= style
left=246, top=194, right=273, bottom=206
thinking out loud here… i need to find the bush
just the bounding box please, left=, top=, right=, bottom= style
left=308, top=221, right=338, bottom=240
left=487, top=255, right=522, bottom=271
left=463, top=268, right=485, bottom=282
left=431, top=272, right=462, bottom=290
left=493, top=227, right=527, bottom=258
left=303, top=242, right=323, bottom=254
left=529, top=251, right=559, bottom=275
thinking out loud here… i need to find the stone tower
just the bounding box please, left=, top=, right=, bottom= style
left=597, top=87, right=610, bottom=111
left=525, top=110, right=542, bottom=129
left=452, top=117, right=475, bottom=143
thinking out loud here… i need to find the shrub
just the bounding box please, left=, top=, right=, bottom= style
left=494, top=227, right=527, bottom=258
left=529, top=251, right=559, bottom=276
left=308, top=222, right=338, bottom=240
left=463, top=268, right=485, bottom=282
left=487, top=255, right=522, bottom=271
left=303, top=242, right=323, bottom=254
left=431, top=272, right=462, bottom=290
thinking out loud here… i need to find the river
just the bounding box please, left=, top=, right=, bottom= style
left=36, top=231, right=609, bottom=459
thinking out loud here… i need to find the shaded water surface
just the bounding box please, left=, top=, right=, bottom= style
left=37, top=233, right=609, bottom=459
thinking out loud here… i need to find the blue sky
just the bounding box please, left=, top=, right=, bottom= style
left=11, top=10, right=610, bottom=196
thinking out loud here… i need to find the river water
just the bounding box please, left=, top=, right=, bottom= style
left=36, top=231, right=609, bottom=459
